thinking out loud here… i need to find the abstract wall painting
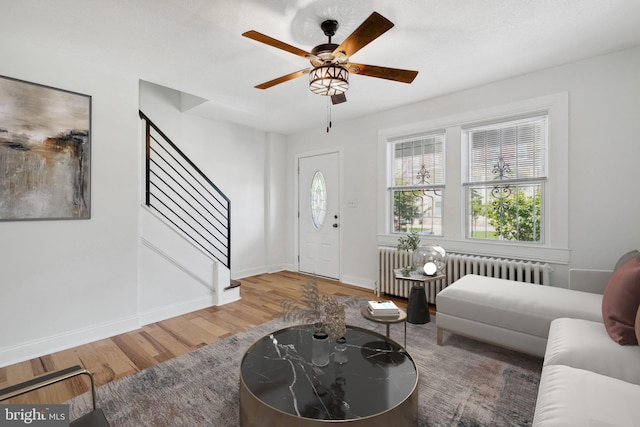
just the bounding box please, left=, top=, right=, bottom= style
left=0, top=75, right=91, bottom=220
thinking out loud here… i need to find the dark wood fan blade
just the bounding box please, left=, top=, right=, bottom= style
left=331, top=93, right=347, bottom=105
left=255, top=68, right=309, bottom=90
left=348, top=63, right=418, bottom=83
left=242, top=30, right=311, bottom=59
left=333, top=12, right=394, bottom=58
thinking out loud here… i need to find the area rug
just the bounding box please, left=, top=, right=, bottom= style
left=68, top=303, right=542, bottom=426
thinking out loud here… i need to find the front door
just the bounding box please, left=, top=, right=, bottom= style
left=298, top=152, right=340, bottom=279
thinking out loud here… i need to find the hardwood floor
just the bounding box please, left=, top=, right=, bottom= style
left=0, top=271, right=414, bottom=405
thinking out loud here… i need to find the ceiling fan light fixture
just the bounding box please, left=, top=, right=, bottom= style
left=309, top=64, right=349, bottom=96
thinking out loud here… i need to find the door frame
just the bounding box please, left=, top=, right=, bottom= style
left=294, top=147, right=343, bottom=280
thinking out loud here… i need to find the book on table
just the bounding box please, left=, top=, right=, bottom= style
left=367, top=300, right=399, bottom=317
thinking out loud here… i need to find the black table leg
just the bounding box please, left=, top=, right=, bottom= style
left=407, top=285, right=430, bottom=324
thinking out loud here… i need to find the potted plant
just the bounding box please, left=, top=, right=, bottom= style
left=397, top=231, right=421, bottom=275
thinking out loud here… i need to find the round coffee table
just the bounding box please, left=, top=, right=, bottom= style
left=239, top=324, right=418, bottom=426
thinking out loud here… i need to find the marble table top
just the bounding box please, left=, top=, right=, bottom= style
left=239, top=324, right=418, bottom=421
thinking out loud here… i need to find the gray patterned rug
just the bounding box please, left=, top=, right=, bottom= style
left=68, top=304, right=542, bottom=426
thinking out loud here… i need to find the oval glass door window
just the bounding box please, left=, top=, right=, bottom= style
left=310, top=171, right=327, bottom=229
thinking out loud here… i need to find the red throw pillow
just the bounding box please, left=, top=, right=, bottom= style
left=636, top=306, right=640, bottom=345
left=614, top=249, right=640, bottom=271
left=602, top=258, right=640, bottom=345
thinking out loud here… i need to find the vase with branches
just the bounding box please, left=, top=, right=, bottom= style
left=280, top=278, right=356, bottom=342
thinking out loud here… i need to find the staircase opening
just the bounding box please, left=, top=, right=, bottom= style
left=139, top=111, right=231, bottom=273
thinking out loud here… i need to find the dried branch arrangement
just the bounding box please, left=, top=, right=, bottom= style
left=280, top=278, right=358, bottom=341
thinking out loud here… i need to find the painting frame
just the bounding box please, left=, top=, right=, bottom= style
left=0, top=75, right=92, bottom=221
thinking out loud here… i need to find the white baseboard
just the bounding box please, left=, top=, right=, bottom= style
left=138, top=295, right=216, bottom=326
left=232, top=266, right=267, bottom=280
left=232, top=263, right=295, bottom=280
left=0, top=316, right=140, bottom=368
left=266, top=263, right=292, bottom=274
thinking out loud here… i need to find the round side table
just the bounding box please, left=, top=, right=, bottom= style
left=393, top=270, right=446, bottom=325
left=360, top=305, right=407, bottom=348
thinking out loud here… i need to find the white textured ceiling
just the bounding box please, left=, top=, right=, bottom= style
left=2, top=0, right=640, bottom=135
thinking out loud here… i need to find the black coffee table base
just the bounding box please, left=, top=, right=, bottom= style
left=407, top=286, right=430, bottom=324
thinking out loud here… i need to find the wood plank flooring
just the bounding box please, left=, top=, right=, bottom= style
left=0, top=272, right=419, bottom=405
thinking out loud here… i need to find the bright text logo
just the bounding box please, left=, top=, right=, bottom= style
left=0, top=405, right=68, bottom=427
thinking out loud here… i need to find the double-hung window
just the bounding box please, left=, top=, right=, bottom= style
left=463, top=114, right=548, bottom=242
left=389, top=132, right=445, bottom=236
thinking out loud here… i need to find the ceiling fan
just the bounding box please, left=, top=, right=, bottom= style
left=242, top=11, right=419, bottom=105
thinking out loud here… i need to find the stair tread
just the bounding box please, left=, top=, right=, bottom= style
left=224, top=280, right=241, bottom=291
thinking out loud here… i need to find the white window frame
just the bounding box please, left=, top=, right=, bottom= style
left=462, top=113, right=548, bottom=243
left=388, top=131, right=446, bottom=236
left=377, top=93, right=569, bottom=264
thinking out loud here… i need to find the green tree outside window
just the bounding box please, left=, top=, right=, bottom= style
left=487, top=190, right=541, bottom=241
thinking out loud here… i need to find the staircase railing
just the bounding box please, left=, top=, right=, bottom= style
left=139, top=110, right=230, bottom=269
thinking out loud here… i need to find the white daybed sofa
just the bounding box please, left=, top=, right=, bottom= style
left=436, top=255, right=640, bottom=427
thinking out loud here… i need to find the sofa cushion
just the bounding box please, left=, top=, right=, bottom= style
left=436, top=275, right=603, bottom=339
left=544, top=318, right=640, bottom=385
left=533, top=365, right=640, bottom=426
left=602, top=257, right=640, bottom=345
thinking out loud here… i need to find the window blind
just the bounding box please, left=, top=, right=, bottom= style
left=465, top=115, right=547, bottom=185
left=391, top=133, right=445, bottom=188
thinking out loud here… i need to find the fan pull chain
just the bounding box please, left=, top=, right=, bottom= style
left=326, top=97, right=332, bottom=133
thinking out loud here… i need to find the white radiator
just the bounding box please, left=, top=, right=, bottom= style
left=378, top=247, right=551, bottom=303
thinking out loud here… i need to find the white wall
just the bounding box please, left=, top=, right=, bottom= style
left=0, top=46, right=291, bottom=367
left=0, top=40, right=140, bottom=366
left=138, top=208, right=225, bottom=325
left=286, top=46, right=640, bottom=289
left=265, top=132, right=292, bottom=273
